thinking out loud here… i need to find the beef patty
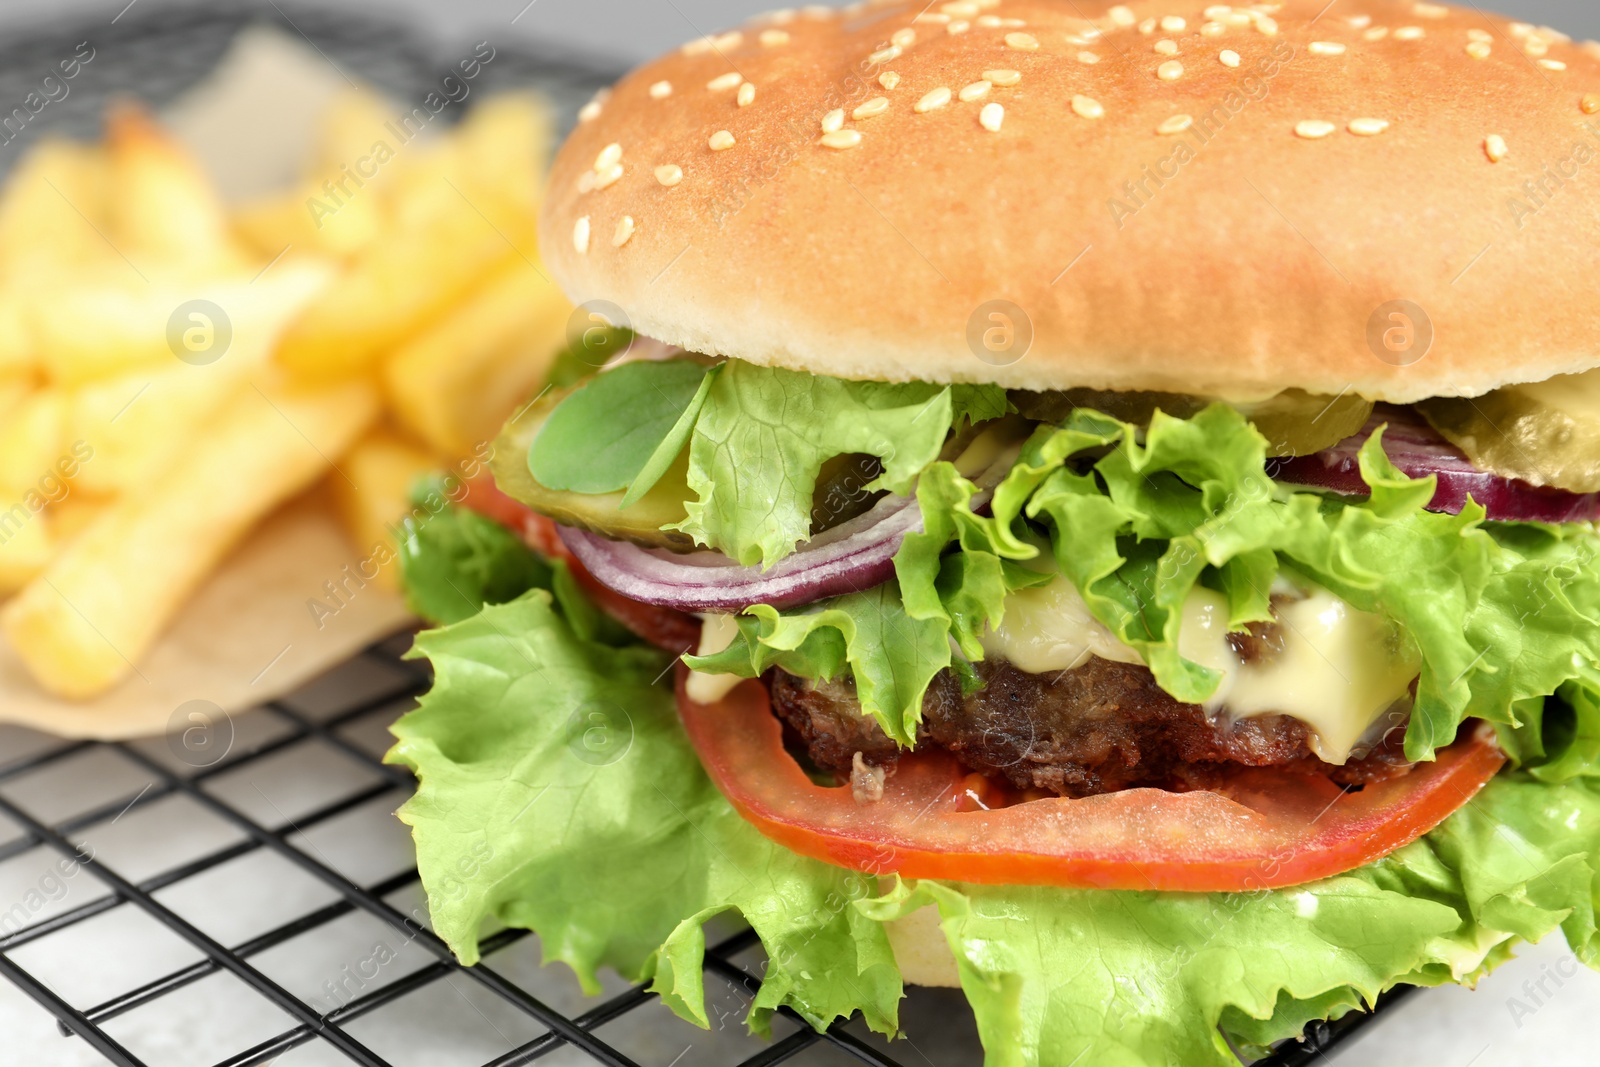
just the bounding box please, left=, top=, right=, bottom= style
left=769, top=655, right=1414, bottom=798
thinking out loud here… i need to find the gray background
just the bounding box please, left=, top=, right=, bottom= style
left=2, top=0, right=1598, bottom=66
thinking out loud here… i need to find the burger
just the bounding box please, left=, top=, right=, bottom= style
left=385, top=2, right=1600, bottom=1063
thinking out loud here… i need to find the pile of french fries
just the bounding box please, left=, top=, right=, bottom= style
left=0, top=90, right=571, bottom=700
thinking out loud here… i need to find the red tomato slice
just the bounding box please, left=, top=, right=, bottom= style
left=674, top=669, right=1507, bottom=892
left=460, top=478, right=700, bottom=652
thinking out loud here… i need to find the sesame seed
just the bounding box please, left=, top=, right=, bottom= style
left=760, top=29, right=790, bottom=46
left=820, top=129, right=863, bottom=149
left=707, top=71, right=743, bottom=91
left=948, top=20, right=970, bottom=35
left=869, top=45, right=902, bottom=63
left=1308, top=41, right=1346, bottom=55
left=1393, top=26, right=1425, bottom=41
left=1155, top=38, right=1179, bottom=55
left=1364, top=26, right=1389, bottom=40
left=575, top=170, right=596, bottom=193
left=984, top=69, right=1021, bottom=85
left=1254, top=15, right=1278, bottom=36
left=594, top=143, right=622, bottom=171
left=1294, top=120, right=1336, bottom=139
left=960, top=80, right=992, bottom=102
left=1465, top=41, right=1491, bottom=59
left=1539, top=58, right=1567, bottom=70
left=1510, top=22, right=1535, bottom=37
left=977, top=14, right=1002, bottom=27
left=979, top=102, right=1004, bottom=132
left=1346, top=14, right=1372, bottom=29
left=1161, top=15, right=1186, bottom=31
left=1485, top=134, right=1508, bottom=162
left=1139, top=17, right=1157, bottom=34
left=1157, top=60, right=1185, bottom=80
left=1466, top=28, right=1492, bottom=42
left=880, top=71, right=902, bottom=89
left=1064, top=32, right=1093, bottom=45
left=1225, top=10, right=1251, bottom=26
left=1412, top=1, right=1448, bottom=16
left=682, top=37, right=712, bottom=56
left=1079, top=50, right=1101, bottom=63
left=1005, top=32, right=1039, bottom=50
left=737, top=82, right=756, bottom=106
left=1157, top=114, right=1193, bottom=135
left=1108, top=5, right=1137, bottom=28
left=578, top=100, right=603, bottom=123
left=1204, top=4, right=1233, bottom=18
left=853, top=97, right=889, bottom=120
left=1583, top=93, right=1600, bottom=115
left=1071, top=94, right=1105, bottom=118
left=769, top=7, right=795, bottom=23
left=593, top=163, right=623, bottom=190
left=892, top=27, right=916, bottom=47
left=712, top=31, right=742, bottom=50
left=573, top=216, right=590, bottom=254
left=649, top=80, right=672, bottom=99
left=916, top=86, right=952, bottom=112
left=709, top=130, right=736, bottom=150
left=1348, top=117, right=1390, bottom=136
left=941, top=0, right=979, bottom=15
left=1220, top=49, right=1241, bottom=66
left=1001, top=16, right=1027, bottom=27
left=822, top=108, right=845, bottom=133
left=654, top=164, right=683, bottom=186
left=915, top=11, right=950, bottom=23
left=1201, top=22, right=1225, bottom=37
left=613, top=216, right=635, bottom=247
left=1524, top=36, right=1550, bottom=57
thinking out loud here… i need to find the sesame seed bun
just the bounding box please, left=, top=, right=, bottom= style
left=540, top=0, right=1600, bottom=403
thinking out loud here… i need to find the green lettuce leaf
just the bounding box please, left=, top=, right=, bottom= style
left=669, top=361, right=1007, bottom=567
left=387, top=591, right=903, bottom=1034
left=397, top=482, right=552, bottom=625
left=391, top=585, right=1600, bottom=1067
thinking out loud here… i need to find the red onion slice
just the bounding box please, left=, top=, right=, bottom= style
left=559, top=446, right=1020, bottom=614
left=1269, top=407, right=1600, bottom=524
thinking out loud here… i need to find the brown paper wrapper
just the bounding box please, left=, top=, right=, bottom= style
left=0, top=497, right=414, bottom=739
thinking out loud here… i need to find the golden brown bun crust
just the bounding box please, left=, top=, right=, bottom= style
left=541, top=1, right=1600, bottom=402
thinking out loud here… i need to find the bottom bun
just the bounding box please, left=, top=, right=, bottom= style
left=886, top=907, right=960, bottom=988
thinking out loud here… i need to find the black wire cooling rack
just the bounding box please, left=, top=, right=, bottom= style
left=0, top=4, right=1410, bottom=1064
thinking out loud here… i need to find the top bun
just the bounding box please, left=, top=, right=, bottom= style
left=540, top=0, right=1600, bottom=403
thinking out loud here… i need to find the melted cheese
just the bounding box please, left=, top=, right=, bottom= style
left=979, top=576, right=1144, bottom=674
left=684, top=613, right=743, bottom=705
left=982, top=575, right=1418, bottom=764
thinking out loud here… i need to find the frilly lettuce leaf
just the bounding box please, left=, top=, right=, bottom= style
left=390, top=579, right=1600, bottom=1067
left=704, top=402, right=1600, bottom=764
left=667, top=361, right=1007, bottom=567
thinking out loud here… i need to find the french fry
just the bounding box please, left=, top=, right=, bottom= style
left=62, top=259, right=333, bottom=490
left=331, top=427, right=441, bottom=589
left=0, top=295, right=35, bottom=379
left=0, top=512, right=52, bottom=595
left=34, top=256, right=332, bottom=388
left=1, top=376, right=379, bottom=699
left=453, top=93, right=550, bottom=209
left=234, top=184, right=386, bottom=261
left=384, top=255, right=569, bottom=456
left=0, top=375, right=31, bottom=420
left=0, top=139, right=108, bottom=286
left=45, top=492, right=111, bottom=545
left=106, top=103, right=244, bottom=276
left=0, top=391, right=64, bottom=492
left=275, top=201, right=525, bottom=380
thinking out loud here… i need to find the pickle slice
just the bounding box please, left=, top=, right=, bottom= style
left=1418, top=371, right=1600, bottom=493
left=491, top=388, right=697, bottom=550
left=1241, top=389, right=1374, bottom=457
